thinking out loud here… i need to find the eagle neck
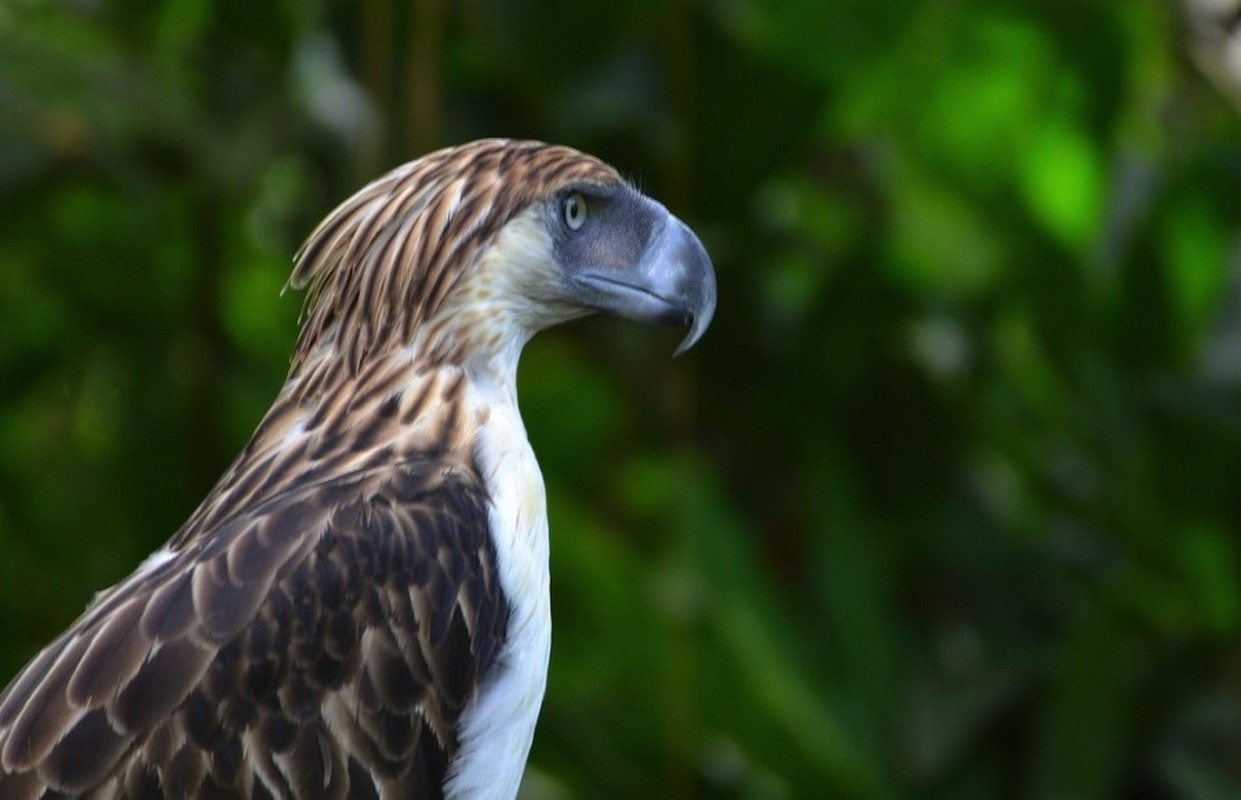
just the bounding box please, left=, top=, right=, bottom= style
left=173, top=354, right=476, bottom=545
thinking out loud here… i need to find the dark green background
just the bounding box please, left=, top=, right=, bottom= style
left=2, top=1, right=1239, bottom=797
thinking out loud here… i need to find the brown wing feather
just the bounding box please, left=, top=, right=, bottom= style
left=0, top=459, right=508, bottom=799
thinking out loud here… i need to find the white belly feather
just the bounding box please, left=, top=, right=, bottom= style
left=445, top=395, right=551, bottom=800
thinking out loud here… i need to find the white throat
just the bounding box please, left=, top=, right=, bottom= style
left=443, top=371, right=551, bottom=799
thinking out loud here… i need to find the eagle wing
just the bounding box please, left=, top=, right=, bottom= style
left=0, top=458, right=508, bottom=798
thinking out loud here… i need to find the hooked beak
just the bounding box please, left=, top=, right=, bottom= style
left=572, top=215, right=717, bottom=355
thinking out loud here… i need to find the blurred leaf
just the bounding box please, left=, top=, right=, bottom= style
left=1161, top=193, right=1230, bottom=347
left=1017, top=117, right=1104, bottom=250
left=1033, top=603, right=1141, bottom=799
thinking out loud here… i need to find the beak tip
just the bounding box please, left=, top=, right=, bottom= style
left=671, top=301, right=714, bottom=358
left=672, top=254, right=716, bottom=357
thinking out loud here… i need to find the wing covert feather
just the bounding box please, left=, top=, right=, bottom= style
left=0, top=460, right=509, bottom=799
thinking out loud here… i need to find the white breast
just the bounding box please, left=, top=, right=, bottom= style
left=444, top=392, right=551, bottom=800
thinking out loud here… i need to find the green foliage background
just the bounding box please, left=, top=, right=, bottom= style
left=2, top=1, right=1240, bottom=797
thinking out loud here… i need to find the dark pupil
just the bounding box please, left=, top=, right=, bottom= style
left=566, top=198, right=578, bottom=222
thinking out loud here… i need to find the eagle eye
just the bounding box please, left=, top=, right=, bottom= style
left=563, top=192, right=587, bottom=231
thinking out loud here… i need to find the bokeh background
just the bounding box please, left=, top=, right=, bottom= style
left=3, top=1, right=1241, bottom=797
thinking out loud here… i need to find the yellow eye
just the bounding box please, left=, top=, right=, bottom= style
left=563, top=192, right=587, bottom=231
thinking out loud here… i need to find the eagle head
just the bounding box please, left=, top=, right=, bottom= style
left=287, top=139, right=716, bottom=377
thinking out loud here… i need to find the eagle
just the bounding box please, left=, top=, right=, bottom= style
left=0, top=139, right=715, bottom=799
